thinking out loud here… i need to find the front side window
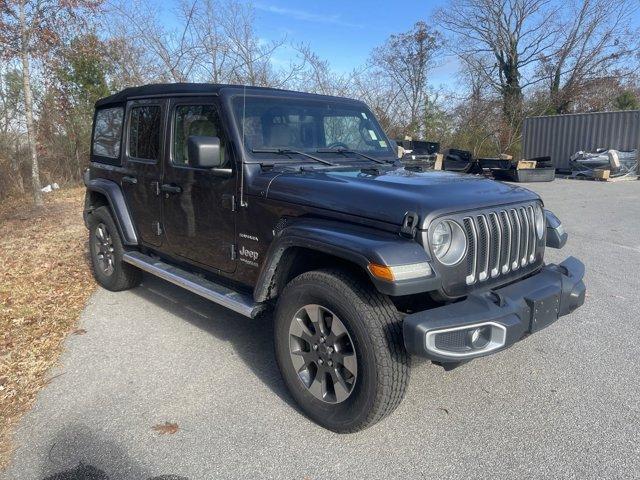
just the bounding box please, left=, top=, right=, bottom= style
left=92, top=107, right=123, bottom=160
left=128, top=105, right=161, bottom=160
left=233, top=97, right=391, bottom=156
left=173, top=104, right=227, bottom=166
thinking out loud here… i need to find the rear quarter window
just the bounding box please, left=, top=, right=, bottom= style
left=92, top=107, right=124, bottom=162
left=128, top=105, right=161, bottom=161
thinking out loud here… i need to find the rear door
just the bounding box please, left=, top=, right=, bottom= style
left=121, top=100, right=165, bottom=247
left=161, top=97, right=237, bottom=273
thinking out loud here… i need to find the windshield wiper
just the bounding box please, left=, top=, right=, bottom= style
left=251, top=148, right=335, bottom=166
left=316, top=147, right=389, bottom=165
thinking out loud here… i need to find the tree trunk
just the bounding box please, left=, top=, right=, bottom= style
left=12, top=138, right=25, bottom=193
left=549, top=67, right=562, bottom=114
left=498, top=52, right=524, bottom=145
left=19, top=1, right=43, bottom=206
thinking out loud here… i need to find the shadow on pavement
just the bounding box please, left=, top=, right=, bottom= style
left=45, top=467, right=187, bottom=480
left=41, top=424, right=187, bottom=480
left=130, top=273, right=297, bottom=410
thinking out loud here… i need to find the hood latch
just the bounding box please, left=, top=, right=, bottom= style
left=400, top=211, right=419, bottom=239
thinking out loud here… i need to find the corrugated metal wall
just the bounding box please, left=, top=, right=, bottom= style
left=522, top=110, right=640, bottom=170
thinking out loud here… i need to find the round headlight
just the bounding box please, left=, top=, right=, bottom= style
left=430, top=220, right=466, bottom=265
left=534, top=204, right=545, bottom=238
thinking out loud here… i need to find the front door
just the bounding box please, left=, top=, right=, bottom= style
left=161, top=97, right=237, bottom=273
left=121, top=100, right=165, bottom=247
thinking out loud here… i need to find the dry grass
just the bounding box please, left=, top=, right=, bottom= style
left=0, top=186, right=95, bottom=469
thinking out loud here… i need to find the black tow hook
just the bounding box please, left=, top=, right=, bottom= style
left=487, top=291, right=506, bottom=307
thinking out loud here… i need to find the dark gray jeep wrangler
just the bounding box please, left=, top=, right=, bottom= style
left=84, top=83, right=585, bottom=432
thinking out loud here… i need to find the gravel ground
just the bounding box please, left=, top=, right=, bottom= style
left=3, top=179, right=639, bottom=480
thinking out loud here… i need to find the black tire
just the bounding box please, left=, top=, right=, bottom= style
left=88, top=206, right=141, bottom=291
left=274, top=268, right=409, bottom=432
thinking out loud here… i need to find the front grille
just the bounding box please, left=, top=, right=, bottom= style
left=462, top=204, right=538, bottom=285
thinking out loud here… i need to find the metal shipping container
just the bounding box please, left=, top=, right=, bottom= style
left=522, top=110, right=640, bottom=170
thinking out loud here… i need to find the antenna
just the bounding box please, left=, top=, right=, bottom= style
left=238, top=85, right=248, bottom=208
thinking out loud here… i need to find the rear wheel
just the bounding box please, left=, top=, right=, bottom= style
left=274, top=269, right=409, bottom=432
left=88, top=206, right=141, bottom=291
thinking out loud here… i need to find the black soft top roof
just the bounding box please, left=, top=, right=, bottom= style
left=95, top=83, right=362, bottom=108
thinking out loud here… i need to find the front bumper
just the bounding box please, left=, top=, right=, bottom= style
left=403, top=256, right=585, bottom=362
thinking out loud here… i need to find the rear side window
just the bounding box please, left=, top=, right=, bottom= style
left=128, top=105, right=161, bottom=160
left=92, top=107, right=124, bottom=160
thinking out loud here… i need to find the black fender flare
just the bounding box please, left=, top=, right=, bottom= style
left=84, top=173, right=138, bottom=246
left=254, top=218, right=440, bottom=301
left=544, top=209, right=568, bottom=249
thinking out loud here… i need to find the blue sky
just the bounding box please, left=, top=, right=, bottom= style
left=151, top=0, right=640, bottom=91
left=251, top=0, right=457, bottom=85
left=153, top=0, right=458, bottom=86
left=253, top=2, right=437, bottom=66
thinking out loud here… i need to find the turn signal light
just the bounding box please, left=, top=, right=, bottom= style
left=368, top=263, right=395, bottom=281
left=368, top=262, right=432, bottom=282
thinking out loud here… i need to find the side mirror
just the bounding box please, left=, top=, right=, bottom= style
left=188, top=136, right=222, bottom=168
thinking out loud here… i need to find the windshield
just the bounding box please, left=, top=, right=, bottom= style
left=233, top=96, right=392, bottom=158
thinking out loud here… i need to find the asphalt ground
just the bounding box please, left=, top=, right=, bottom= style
left=3, top=179, right=639, bottom=479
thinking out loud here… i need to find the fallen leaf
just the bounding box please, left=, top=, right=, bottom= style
left=0, top=187, right=97, bottom=470
left=152, top=422, right=179, bottom=435
left=71, top=328, right=87, bottom=335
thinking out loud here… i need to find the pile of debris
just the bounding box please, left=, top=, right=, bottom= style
left=397, top=140, right=555, bottom=182
left=483, top=156, right=555, bottom=182
left=569, top=149, right=638, bottom=181
left=396, top=139, right=440, bottom=169
left=397, top=136, right=639, bottom=183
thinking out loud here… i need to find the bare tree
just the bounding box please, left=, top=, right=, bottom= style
left=369, top=21, right=442, bottom=138
left=184, top=0, right=231, bottom=83
left=351, top=68, right=401, bottom=136
left=538, top=0, right=640, bottom=113
left=0, top=0, right=101, bottom=205
left=0, top=65, right=25, bottom=195
left=292, top=44, right=352, bottom=96
left=105, top=0, right=302, bottom=87
left=106, top=0, right=198, bottom=82
left=436, top=0, right=557, bottom=126
left=103, top=33, right=155, bottom=88
left=219, top=1, right=293, bottom=86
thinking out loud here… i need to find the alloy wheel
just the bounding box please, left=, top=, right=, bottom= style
left=288, top=304, right=358, bottom=404
left=93, top=222, right=115, bottom=276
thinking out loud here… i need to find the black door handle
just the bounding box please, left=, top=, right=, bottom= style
left=122, top=176, right=137, bottom=184
left=160, top=183, right=182, bottom=194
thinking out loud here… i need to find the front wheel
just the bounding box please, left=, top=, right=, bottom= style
left=274, top=269, right=409, bottom=432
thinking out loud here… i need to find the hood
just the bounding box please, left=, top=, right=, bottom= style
left=264, top=167, right=540, bottom=228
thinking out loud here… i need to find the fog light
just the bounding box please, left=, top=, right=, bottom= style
left=468, top=326, right=490, bottom=349
left=425, top=322, right=507, bottom=358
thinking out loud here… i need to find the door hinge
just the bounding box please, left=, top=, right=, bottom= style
left=153, top=221, right=163, bottom=236
left=230, top=243, right=237, bottom=260
left=222, top=194, right=236, bottom=212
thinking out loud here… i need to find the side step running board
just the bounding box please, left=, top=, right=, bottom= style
left=123, top=251, right=263, bottom=318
